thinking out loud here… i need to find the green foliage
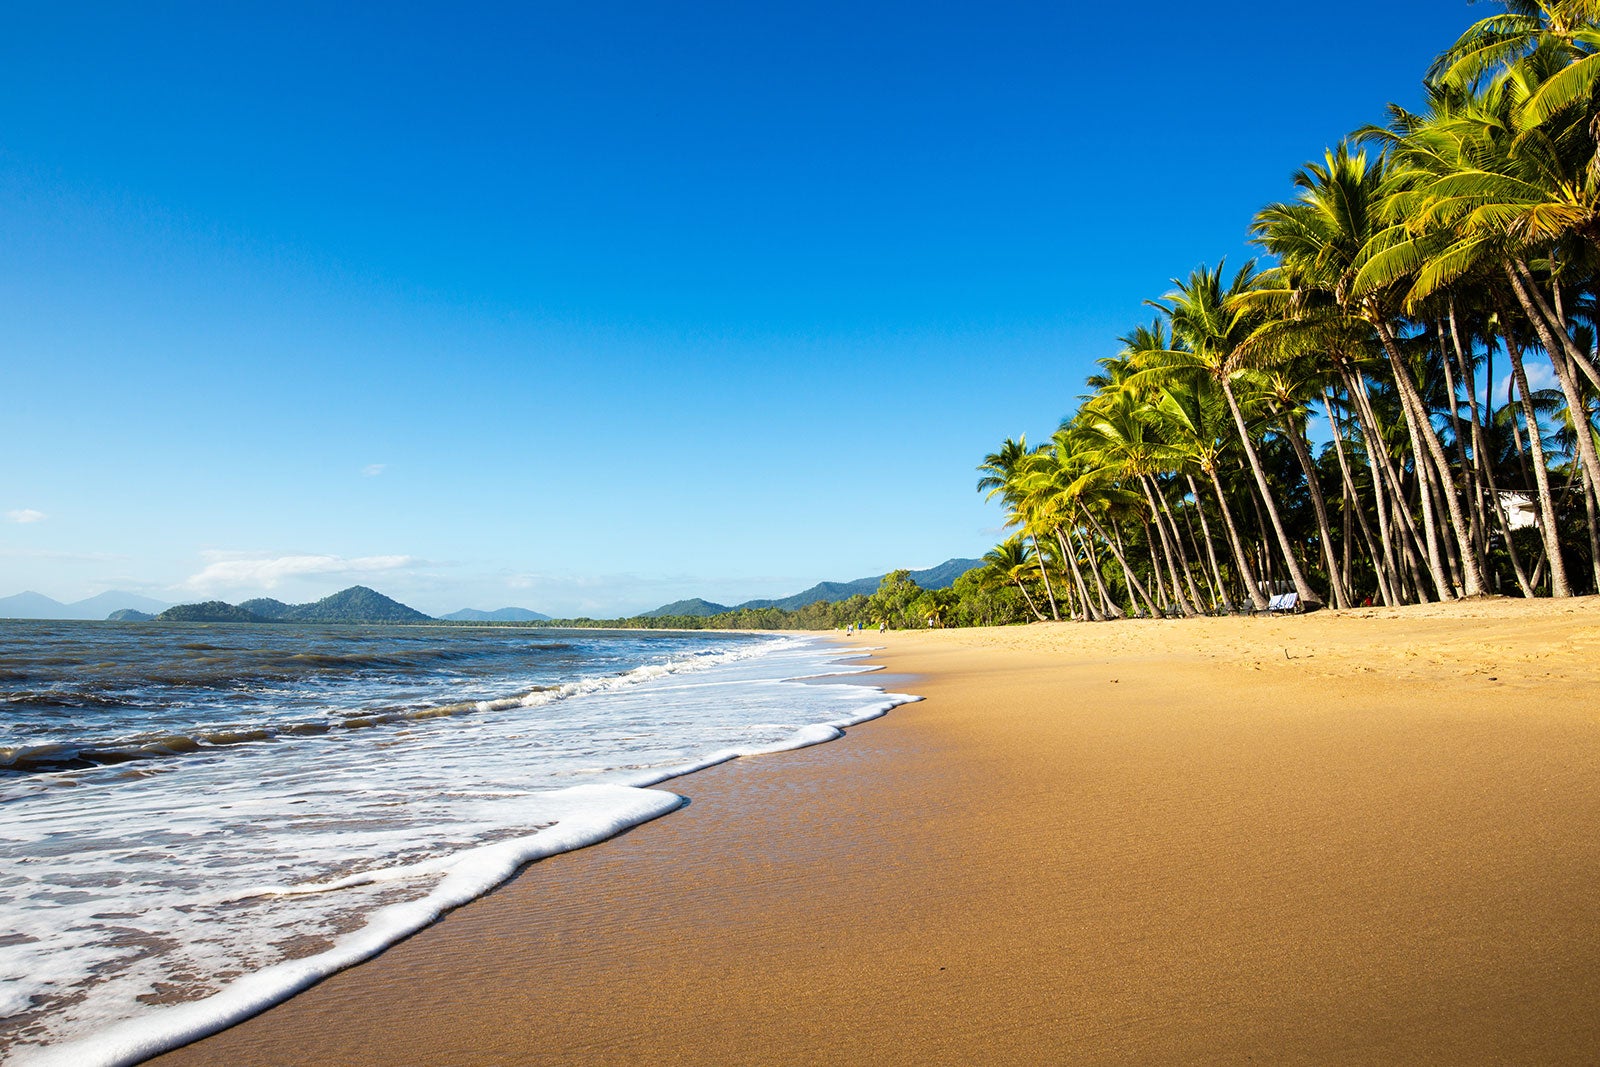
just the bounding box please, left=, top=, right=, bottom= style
left=156, top=601, right=267, bottom=623
left=529, top=567, right=1023, bottom=631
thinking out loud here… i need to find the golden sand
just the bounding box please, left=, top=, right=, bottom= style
left=156, top=597, right=1600, bottom=1064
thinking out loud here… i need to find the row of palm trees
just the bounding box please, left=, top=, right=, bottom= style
left=977, top=1, right=1600, bottom=619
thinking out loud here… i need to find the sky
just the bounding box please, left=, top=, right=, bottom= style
left=1, top=2, right=1487, bottom=616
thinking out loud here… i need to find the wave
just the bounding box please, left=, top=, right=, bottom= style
left=0, top=640, right=789, bottom=776
left=10, top=640, right=919, bottom=1067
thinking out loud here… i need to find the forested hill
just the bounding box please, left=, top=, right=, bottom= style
left=640, top=598, right=731, bottom=619
left=157, top=586, right=432, bottom=624
left=642, top=558, right=982, bottom=617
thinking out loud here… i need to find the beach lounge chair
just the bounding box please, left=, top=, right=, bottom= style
left=1267, top=592, right=1299, bottom=614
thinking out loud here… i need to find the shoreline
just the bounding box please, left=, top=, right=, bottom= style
left=10, top=634, right=905, bottom=1067
left=153, top=598, right=1600, bottom=1064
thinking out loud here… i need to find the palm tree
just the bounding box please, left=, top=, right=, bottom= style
left=1139, top=261, right=1327, bottom=608
left=978, top=437, right=1062, bottom=619
left=1252, top=145, right=1487, bottom=598
left=982, top=537, right=1046, bottom=621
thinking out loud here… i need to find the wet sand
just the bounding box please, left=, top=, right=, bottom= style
left=156, top=597, right=1600, bottom=1064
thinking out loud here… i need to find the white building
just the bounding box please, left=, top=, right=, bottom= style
left=1497, top=491, right=1540, bottom=530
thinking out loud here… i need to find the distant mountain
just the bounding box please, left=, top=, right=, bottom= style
left=291, top=586, right=431, bottom=623
left=639, top=598, right=731, bottom=619
left=0, top=590, right=172, bottom=620
left=158, top=601, right=266, bottom=623
left=441, top=607, right=552, bottom=622
left=72, top=591, right=171, bottom=618
left=636, top=559, right=982, bottom=619
left=0, top=592, right=69, bottom=619
left=736, top=558, right=982, bottom=612
left=156, top=586, right=433, bottom=625
left=107, top=608, right=156, bottom=622
left=238, top=598, right=294, bottom=620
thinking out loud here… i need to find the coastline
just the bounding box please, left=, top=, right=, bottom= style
left=154, top=598, right=1600, bottom=1064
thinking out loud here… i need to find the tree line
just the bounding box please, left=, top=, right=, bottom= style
left=977, top=1, right=1600, bottom=620
left=532, top=568, right=1033, bottom=631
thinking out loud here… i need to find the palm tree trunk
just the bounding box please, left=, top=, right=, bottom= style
left=1204, top=466, right=1269, bottom=610
left=1055, top=528, right=1099, bottom=621
left=1369, top=323, right=1456, bottom=596
left=1437, top=344, right=1535, bottom=598
left=1345, top=368, right=1442, bottom=600
left=1445, top=302, right=1492, bottom=570
left=1504, top=331, right=1572, bottom=597
left=1142, top=520, right=1170, bottom=608
left=1141, top=477, right=1197, bottom=616
left=1186, top=474, right=1232, bottom=612
left=1508, top=263, right=1600, bottom=545
left=1471, top=314, right=1540, bottom=596
left=1156, top=480, right=1208, bottom=612
left=1370, top=312, right=1485, bottom=597
left=1430, top=457, right=1468, bottom=595
left=1584, top=462, right=1600, bottom=595
left=1028, top=533, right=1061, bottom=620
left=1219, top=376, right=1322, bottom=607
left=1282, top=410, right=1349, bottom=608
left=1513, top=260, right=1600, bottom=393
left=1011, top=575, right=1045, bottom=621
left=1322, top=391, right=1395, bottom=606
left=1092, top=513, right=1160, bottom=618
left=1073, top=523, right=1122, bottom=618
left=1175, top=492, right=1222, bottom=611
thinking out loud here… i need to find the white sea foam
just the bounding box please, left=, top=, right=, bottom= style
left=0, top=635, right=912, bottom=1066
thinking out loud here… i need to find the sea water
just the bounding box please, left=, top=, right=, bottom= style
left=0, top=621, right=911, bottom=1066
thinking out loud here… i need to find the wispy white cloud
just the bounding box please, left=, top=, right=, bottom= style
left=7, top=509, right=46, bottom=524
left=181, top=552, right=422, bottom=592
left=1496, top=362, right=1559, bottom=399
left=361, top=464, right=387, bottom=477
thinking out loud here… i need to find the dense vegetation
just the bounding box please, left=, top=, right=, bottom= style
left=157, top=601, right=267, bottom=623
left=535, top=568, right=1031, bottom=631
left=976, top=2, right=1600, bottom=620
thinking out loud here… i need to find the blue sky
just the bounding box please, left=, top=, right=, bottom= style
left=2, top=2, right=1483, bottom=615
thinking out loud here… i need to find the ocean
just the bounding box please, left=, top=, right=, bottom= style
left=0, top=620, right=910, bottom=1066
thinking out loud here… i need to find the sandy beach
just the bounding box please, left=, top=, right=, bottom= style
left=153, top=597, right=1600, bottom=1065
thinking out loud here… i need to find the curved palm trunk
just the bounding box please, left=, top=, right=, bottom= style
left=1186, top=474, right=1233, bottom=612
left=1370, top=315, right=1485, bottom=597
left=1028, top=533, right=1061, bottom=620
left=1508, top=264, right=1600, bottom=549
left=1369, top=327, right=1453, bottom=598
left=1513, top=259, right=1600, bottom=393
left=1011, top=575, right=1045, bottom=621
left=1054, top=528, right=1099, bottom=621
left=1173, top=493, right=1218, bottom=611
left=1345, top=368, right=1442, bottom=600
left=1584, top=464, right=1600, bottom=594
left=1219, top=376, right=1322, bottom=607
left=1446, top=320, right=1532, bottom=595
left=1442, top=307, right=1490, bottom=572
left=1457, top=363, right=1536, bottom=598
left=1504, top=337, right=1572, bottom=597
left=1073, top=523, right=1122, bottom=619
left=1321, top=391, right=1395, bottom=606
left=1153, top=479, right=1206, bottom=613
left=1204, top=466, right=1269, bottom=610
left=1282, top=410, right=1350, bottom=609
left=1140, top=477, right=1197, bottom=616
left=1089, top=512, right=1160, bottom=618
